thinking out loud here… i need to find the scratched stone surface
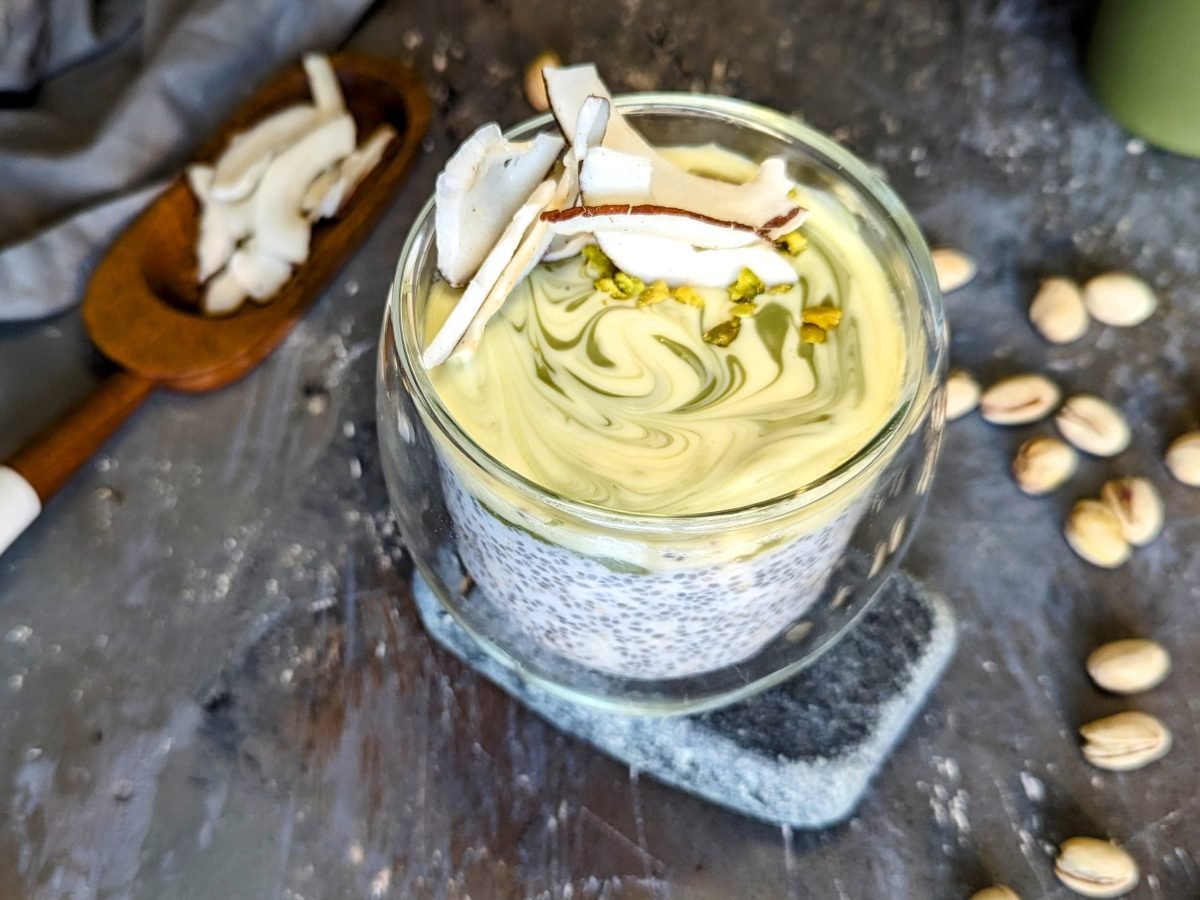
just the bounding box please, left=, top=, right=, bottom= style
left=2, top=0, right=1200, bottom=897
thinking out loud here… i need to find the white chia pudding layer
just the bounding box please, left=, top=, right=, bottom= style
left=441, top=465, right=866, bottom=680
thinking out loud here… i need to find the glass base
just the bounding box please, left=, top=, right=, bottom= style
left=411, top=569, right=956, bottom=827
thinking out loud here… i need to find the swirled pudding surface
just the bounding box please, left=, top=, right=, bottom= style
left=426, top=151, right=905, bottom=516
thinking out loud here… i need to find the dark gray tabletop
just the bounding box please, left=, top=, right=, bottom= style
left=2, top=1, right=1199, bottom=897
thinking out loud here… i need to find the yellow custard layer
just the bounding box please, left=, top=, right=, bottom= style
left=425, top=148, right=906, bottom=517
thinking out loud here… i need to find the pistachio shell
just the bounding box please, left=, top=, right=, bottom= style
left=1165, top=431, right=1200, bottom=486
left=1099, top=477, right=1163, bottom=546
left=1029, top=277, right=1089, bottom=343
left=1055, top=838, right=1139, bottom=898
left=1082, top=272, right=1157, bottom=327
left=1080, top=711, right=1171, bottom=772
left=980, top=374, right=1061, bottom=425
left=1065, top=500, right=1131, bottom=568
left=1087, top=639, right=1171, bottom=694
left=1055, top=395, right=1131, bottom=457
left=945, top=370, right=981, bottom=421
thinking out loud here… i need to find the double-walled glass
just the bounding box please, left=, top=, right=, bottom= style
left=378, top=94, right=947, bottom=715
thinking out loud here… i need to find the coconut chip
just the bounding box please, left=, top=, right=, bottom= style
left=302, top=53, right=346, bottom=116
left=210, top=105, right=323, bottom=203
left=229, top=241, right=293, bottom=302
left=456, top=158, right=580, bottom=355
left=573, top=95, right=610, bottom=165
left=545, top=63, right=803, bottom=236
left=542, top=233, right=595, bottom=263
left=303, top=125, right=396, bottom=220
left=424, top=178, right=559, bottom=368
left=254, top=114, right=356, bottom=264
left=202, top=268, right=250, bottom=317
left=435, top=124, right=564, bottom=287
left=596, top=233, right=797, bottom=288
left=543, top=204, right=770, bottom=250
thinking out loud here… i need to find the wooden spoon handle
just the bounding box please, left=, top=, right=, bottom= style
left=0, top=370, right=154, bottom=555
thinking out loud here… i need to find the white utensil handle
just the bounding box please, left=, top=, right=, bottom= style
left=0, top=466, right=41, bottom=556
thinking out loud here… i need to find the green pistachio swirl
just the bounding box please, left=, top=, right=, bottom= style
left=426, top=152, right=905, bottom=517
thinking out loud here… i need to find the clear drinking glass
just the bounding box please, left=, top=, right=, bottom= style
left=377, top=94, right=946, bottom=715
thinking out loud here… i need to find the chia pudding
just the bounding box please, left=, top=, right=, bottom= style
left=410, top=66, right=907, bottom=680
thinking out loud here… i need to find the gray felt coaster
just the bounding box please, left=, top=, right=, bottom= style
left=412, top=571, right=956, bottom=829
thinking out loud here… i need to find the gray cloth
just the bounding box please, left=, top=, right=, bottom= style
left=0, top=0, right=374, bottom=321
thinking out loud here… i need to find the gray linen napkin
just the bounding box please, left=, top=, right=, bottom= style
left=0, top=0, right=375, bottom=321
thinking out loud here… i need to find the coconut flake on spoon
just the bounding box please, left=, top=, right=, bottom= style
left=188, top=53, right=398, bottom=317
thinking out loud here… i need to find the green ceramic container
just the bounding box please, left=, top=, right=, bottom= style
left=1088, top=0, right=1200, bottom=156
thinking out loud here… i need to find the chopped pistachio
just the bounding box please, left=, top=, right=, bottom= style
left=703, top=317, right=741, bottom=347
left=727, top=267, right=765, bottom=302
left=636, top=279, right=671, bottom=308
left=595, top=271, right=644, bottom=300
left=800, top=323, right=827, bottom=344
left=778, top=230, right=808, bottom=256
left=582, top=244, right=615, bottom=279
left=802, top=305, right=843, bottom=330
left=614, top=271, right=644, bottom=297
left=768, top=283, right=793, bottom=294
left=731, top=301, right=757, bottom=317
left=671, top=286, right=706, bottom=308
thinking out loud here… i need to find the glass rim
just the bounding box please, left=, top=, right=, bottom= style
left=390, top=92, right=944, bottom=533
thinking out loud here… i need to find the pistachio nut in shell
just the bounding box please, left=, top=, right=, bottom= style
left=524, top=51, right=562, bottom=112
left=931, top=248, right=976, bottom=293
left=1030, top=277, right=1089, bottom=344
left=1055, top=395, right=1131, bottom=457
left=1065, top=500, right=1131, bottom=568
left=1080, top=710, right=1171, bottom=772
left=1165, top=431, right=1200, bottom=486
left=1055, top=837, right=1139, bottom=898
left=1012, top=436, right=1078, bottom=495
left=1099, top=477, right=1163, bottom=546
left=1082, top=272, right=1157, bottom=327
left=945, top=370, right=981, bottom=421
left=980, top=374, right=1061, bottom=425
left=969, top=887, right=1021, bottom=900
left=1087, top=639, right=1171, bottom=694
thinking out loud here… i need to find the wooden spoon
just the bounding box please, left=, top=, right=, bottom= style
left=0, top=52, right=429, bottom=555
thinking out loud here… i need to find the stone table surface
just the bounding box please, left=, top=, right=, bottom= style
left=2, top=0, right=1199, bottom=897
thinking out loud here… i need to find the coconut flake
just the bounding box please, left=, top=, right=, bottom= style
left=303, top=125, right=396, bottom=220
left=254, top=114, right=356, bottom=264
left=435, top=124, right=564, bottom=287
left=457, top=157, right=580, bottom=355
left=578, top=147, right=653, bottom=205
left=596, top=233, right=797, bottom=288
left=544, top=204, right=768, bottom=250
left=573, top=96, right=610, bottom=164
left=187, top=164, right=214, bottom=199
left=546, top=64, right=802, bottom=236
left=302, top=53, right=345, bottom=115
left=543, top=64, right=651, bottom=155
left=193, top=188, right=256, bottom=284
left=424, top=179, right=558, bottom=368
left=229, top=242, right=293, bottom=301
left=542, top=233, right=593, bottom=262
left=202, top=268, right=249, bottom=316
left=210, top=105, right=324, bottom=203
